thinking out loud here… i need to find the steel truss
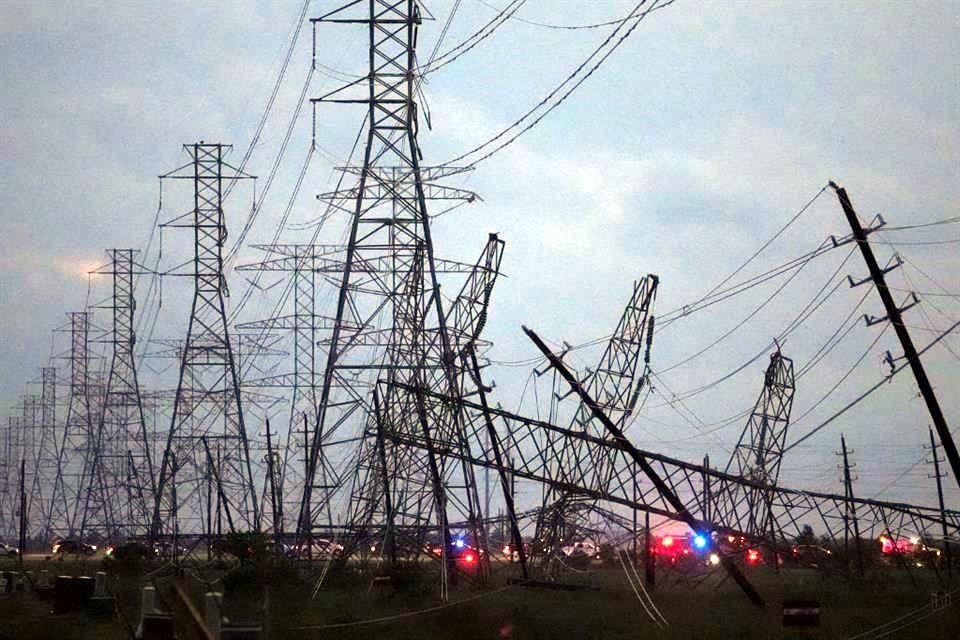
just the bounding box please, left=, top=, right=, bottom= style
left=383, top=373, right=960, bottom=537
left=236, top=244, right=331, bottom=536
left=342, top=234, right=505, bottom=564
left=535, top=277, right=658, bottom=572
left=379, top=341, right=960, bottom=605
left=151, top=143, right=260, bottom=539
left=714, top=349, right=795, bottom=539
left=298, top=5, right=489, bottom=600
left=0, top=416, right=17, bottom=538
left=79, top=249, right=154, bottom=538
left=60, top=313, right=97, bottom=535
left=27, top=367, right=62, bottom=538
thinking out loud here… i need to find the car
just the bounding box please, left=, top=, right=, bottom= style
left=499, top=542, right=531, bottom=562
left=291, top=538, right=344, bottom=560
left=0, top=542, right=18, bottom=557
left=105, top=541, right=157, bottom=561
left=561, top=540, right=600, bottom=559
left=153, top=541, right=188, bottom=558
left=52, top=538, right=97, bottom=555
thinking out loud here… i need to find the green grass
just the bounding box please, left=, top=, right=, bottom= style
left=0, top=557, right=957, bottom=639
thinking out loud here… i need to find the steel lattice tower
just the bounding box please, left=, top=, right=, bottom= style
left=300, top=3, right=490, bottom=592
left=236, top=244, right=329, bottom=535
left=0, top=416, right=18, bottom=539
left=716, top=349, right=795, bottom=538
left=18, top=397, right=38, bottom=537
left=345, top=234, right=505, bottom=561
left=152, top=143, right=260, bottom=538
left=51, top=312, right=96, bottom=535
left=80, top=249, right=154, bottom=538
left=533, top=277, right=658, bottom=569
left=29, top=366, right=63, bottom=538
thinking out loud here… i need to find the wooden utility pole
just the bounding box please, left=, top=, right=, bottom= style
left=928, top=427, right=953, bottom=580
left=840, top=435, right=864, bottom=576
left=18, top=458, right=26, bottom=570
left=832, top=181, right=960, bottom=491
left=644, top=510, right=655, bottom=588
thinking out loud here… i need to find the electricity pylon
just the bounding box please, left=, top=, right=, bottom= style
left=151, top=143, right=260, bottom=539
left=345, top=234, right=505, bottom=562
left=300, top=2, right=489, bottom=598
left=533, top=277, right=658, bottom=573
left=715, top=349, right=795, bottom=539
left=79, top=249, right=154, bottom=538
left=32, top=366, right=66, bottom=537
left=236, top=245, right=340, bottom=535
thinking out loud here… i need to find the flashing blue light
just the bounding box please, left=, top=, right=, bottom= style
left=454, top=538, right=465, bottom=549
left=693, top=534, right=708, bottom=550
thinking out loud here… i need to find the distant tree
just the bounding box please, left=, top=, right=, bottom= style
left=795, top=525, right=816, bottom=545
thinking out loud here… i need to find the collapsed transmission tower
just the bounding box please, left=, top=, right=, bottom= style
left=534, top=276, right=658, bottom=570
left=346, top=234, right=505, bottom=560
left=80, top=249, right=154, bottom=538
left=151, top=143, right=259, bottom=538
left=715, top=349, right=795, bottom=539
left=300, top=3, right=491, bottom=595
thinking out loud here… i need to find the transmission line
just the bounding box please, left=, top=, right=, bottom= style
left=441, top=0, right=676, bottom=168
left=784, top=316, right=960, bottom=454
left=476, top=0, right=640, bottom=30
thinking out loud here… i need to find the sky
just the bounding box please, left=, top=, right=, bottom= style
left=1, top=0, right=958, bottom=516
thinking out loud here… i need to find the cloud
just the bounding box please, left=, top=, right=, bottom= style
left=0, top=1, right=957, bottom=511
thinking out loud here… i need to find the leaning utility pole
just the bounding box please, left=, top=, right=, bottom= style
left=831, top=181, right=960, bottom=491
left=927, top=427, right=952, bottom=579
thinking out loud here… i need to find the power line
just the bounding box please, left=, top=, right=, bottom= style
left=441, top=0, right=676, bottom=167
left=647, top=251, right=855, bottom=406
left=420, top=0, right=527, bottom=75
left=476, top=0, right=639, bottom=30
left=882, top=215, right=960, bottom=232
left=784, top=316, right=960, bottom=454
left=879, top=236, right=960, bottom=247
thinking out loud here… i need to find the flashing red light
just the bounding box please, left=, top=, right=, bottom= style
left=746, top=549, right=760, bottom=564
left=662, top=536, right=674, bottom=547
left=879, top=536, right=894, bottom=554
left=464, top=553, right=475, bottom=564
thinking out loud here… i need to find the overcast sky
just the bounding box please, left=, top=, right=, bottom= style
left=1, top=1, right=958, bottom=512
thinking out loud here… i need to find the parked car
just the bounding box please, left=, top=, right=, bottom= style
left=292, top=538, right=344, bottom=559
left=561, top=540, right=600, bottom=559
left=0, top=542, right=18, bottom=557
left=52, top=538, right=97, bottom=555
left=154, top=541, right=188, bottom=558
left=105, top=541, right=157, bottom=561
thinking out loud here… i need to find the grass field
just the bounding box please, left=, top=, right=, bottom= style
left=1, top=555, right=957, bottom=639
